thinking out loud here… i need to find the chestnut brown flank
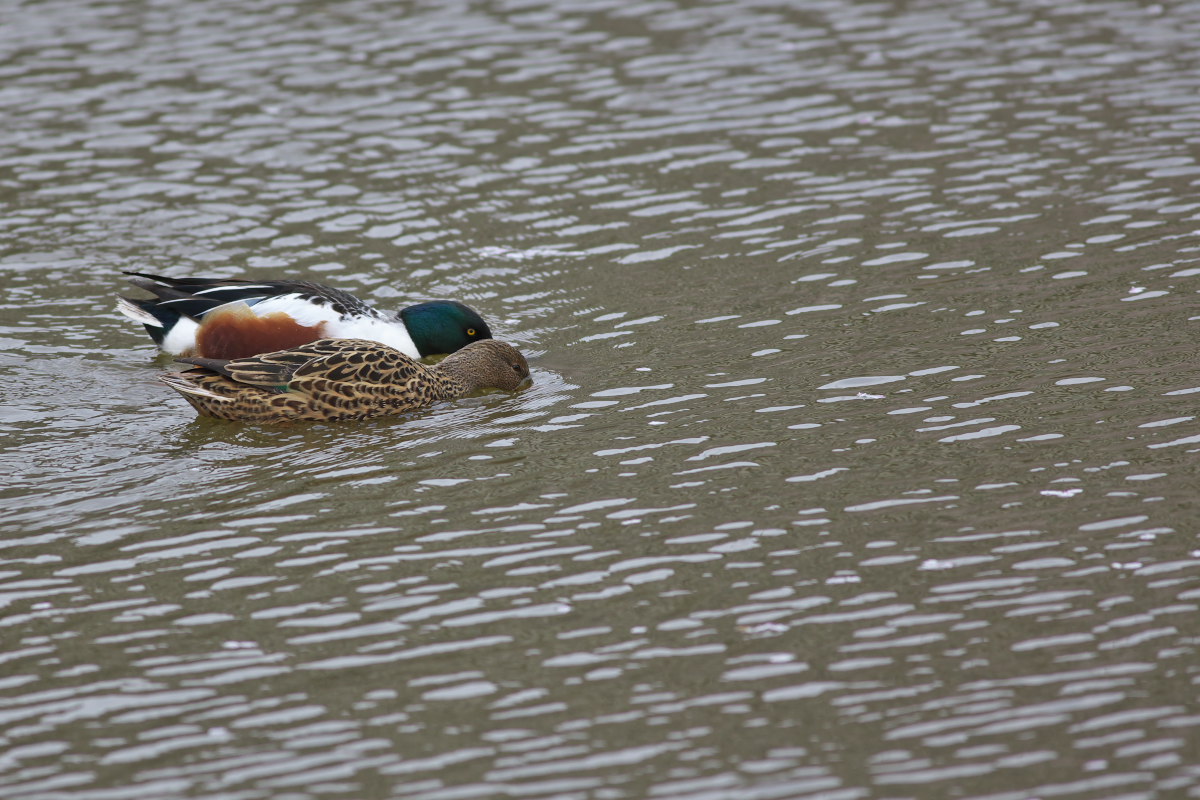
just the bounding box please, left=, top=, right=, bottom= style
left=195, top=304, right=325, bottom=360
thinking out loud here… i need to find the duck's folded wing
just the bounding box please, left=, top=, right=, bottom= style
left=177, top=339, right=420, bottom=392
left=125, top=271, right=280, bottom=318
left=124, top=271, right=380, bottom=320
left=173, top=339, right=348, bottom=390
left=289, top=339, right=423, bottom=387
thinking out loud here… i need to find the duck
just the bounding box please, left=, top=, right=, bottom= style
left=159, top=338, right=531, bottom=423
left=116, top=270, right=493, bottom=361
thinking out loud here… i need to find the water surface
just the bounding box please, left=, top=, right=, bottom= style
left=3, top=1, right=1200, bottom=798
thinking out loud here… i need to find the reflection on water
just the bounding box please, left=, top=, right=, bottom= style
left=3, top=0, right=1200, bottom=798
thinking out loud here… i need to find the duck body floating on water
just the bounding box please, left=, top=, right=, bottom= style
left=117, top=271, right=492, bottom=360
left=160, top=338, right=531, bottom=423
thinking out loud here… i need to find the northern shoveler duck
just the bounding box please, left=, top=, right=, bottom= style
left=116, top=271, right=493, bottom=360
left=159, top=338, right=531, bottom=423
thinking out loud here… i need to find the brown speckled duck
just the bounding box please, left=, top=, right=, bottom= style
left=159, top=338, right=531, bottom=423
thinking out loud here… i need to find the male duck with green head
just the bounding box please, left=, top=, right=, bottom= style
left=116, top=270, right=492, bottom=360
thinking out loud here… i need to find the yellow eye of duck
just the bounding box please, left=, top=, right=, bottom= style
left=467, top=328, right=476, bottom=336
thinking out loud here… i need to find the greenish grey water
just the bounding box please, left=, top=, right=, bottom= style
left=3, top=1, right=1200, bottom=798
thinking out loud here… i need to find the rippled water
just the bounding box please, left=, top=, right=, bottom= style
left=3, top=0, right=1200, bottom=798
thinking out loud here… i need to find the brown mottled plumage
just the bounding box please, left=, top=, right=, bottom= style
left=159, top=338, right=531, bottom=423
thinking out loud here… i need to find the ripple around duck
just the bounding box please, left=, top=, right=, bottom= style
left=5, top=0, right=1200, bottom=798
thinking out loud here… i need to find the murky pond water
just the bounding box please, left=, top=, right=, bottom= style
left=3, top=0, right=1200, bottom=797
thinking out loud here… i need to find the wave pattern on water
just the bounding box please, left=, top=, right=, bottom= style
left=3, top=0, right=1200, bottom=798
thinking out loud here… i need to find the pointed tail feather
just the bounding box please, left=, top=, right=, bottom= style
left=115, top=296, right=164, bottom=327
left=116, top=295, right=187, bottom=348
left=159, top=372, right=233, bottom=402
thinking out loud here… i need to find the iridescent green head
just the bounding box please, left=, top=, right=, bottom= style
left=400, top=300, right=493, bottom=357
